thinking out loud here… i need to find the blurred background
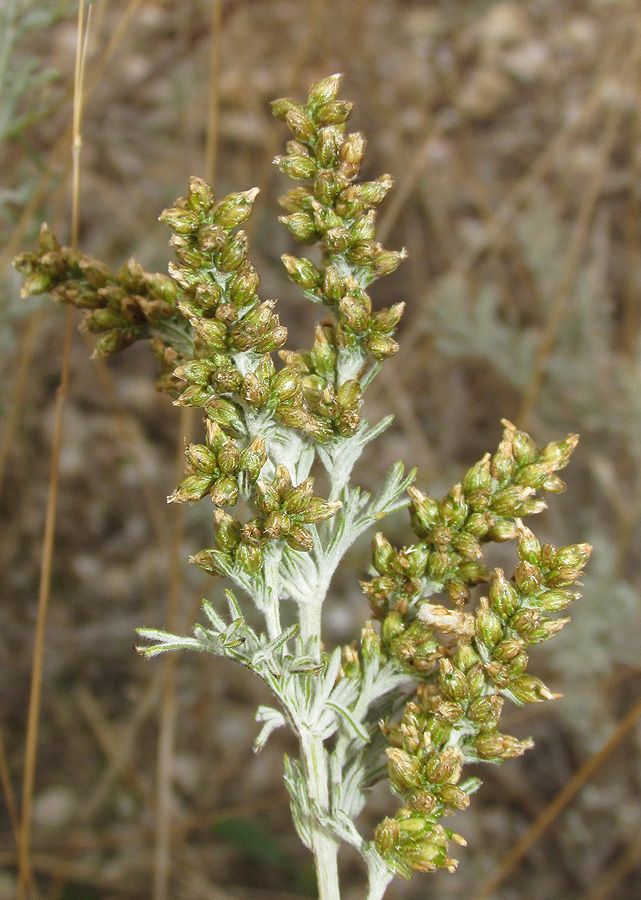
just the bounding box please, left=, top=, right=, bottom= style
left=1, top=1, right=641, bottom=898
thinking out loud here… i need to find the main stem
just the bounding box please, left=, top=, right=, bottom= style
left=298, top=594, right=341, bottom=899
left=300, top=729, right=341, bottom=900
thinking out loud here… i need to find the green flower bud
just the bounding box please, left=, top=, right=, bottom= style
left=273, top=367, right=302, bottom=402
left=372, top=533, right=396, bottom=574
left=315, top=99, right=353, bottom=125
left=239, top=436, right=267, bottom=482
left=313, top=203, right=343, bottom=233
left=515, top=461, right=555, bottom=489
left=526, top=617, right=570, bottom=644
left=313, top=169, right=342, bottom=204
left=285, top=108, right=316, bottom=141
left=255, top=479, right=281, bottom=515
left=217, top=441, right=241, bottom=475
left=281, top=254, right=321, bottom=289
left=475, top=604, right=504, bottom=649
left=185, top=443, right=219, bottom=474
left=489, top=569, right=519, bottom=617
left=486, top=517, right=520, bottom=541
left=218, top=231, right=248, bottom=273
left=382, top=611, right=404, bottom=644
left=456, top=559, right=490, bottom=584
left=283, top=479, right=314, bottom=514
left=423, top=747, right=462, bottom=785
left=87, top=308, right=123, bottom=331
left=276, top=154, right=318, bottom=179
left=307, top=74, right=342, bottom=107
left=348, top=239, right=382, bottom=265
left=159, top=206, right=200, bottom=234
left=169, top=473, right=213, bottom=503
left=349, top=210, right=376, bottom=242
left=210, top=475, right=239, bottom=507
left=530, top=588, right=576, bottom=612
left=467, top=694, right=503, bottom=726
left=540, top=434, right=579, bottom=470
left=554, top=542, right=592, bottom=569
left=361, top=621, right=383, bottom=662
left=359, top=174, right=394, bottom=206
left=229, top=264, right=259, bottom=307
left=187, top=176, right=214, bottom=214
left=372, top=301, right=406, bottom=334
left=212, top=188, right=259, bottom=228
left=339, top=295, right=370, bottom=333
left=320, top=265, right=343, bottom=301
left=509, top=674, right=559, bottom=703
left=197, top=223, right=227, bottom=251
left=365, top=333, right=400, bottom=359
left=374, top=817, right=400, bottom=855
left=93, top=329, right=137, bottom=357
left=190, top=548, right=225, bottom=576
left=339, top=132, right=365, bottom=171
left=514, top=561, right=542, bottom=595
left=316, top=127, right=342, bottom=166
left=516, top=522, right=542, bottom=564
left=491, top=437, right=516, bottom=483
left=386, top=748, right=423, bottom=793
left=205, top=397, right=246, bottom=433
left=510, top=607, right=540, bottom=638
left=279, top=212, right=317, bottom=241
left=475, top=732, right=533, bottom=760
left=255, top=324, right=288, bottom=353
left=174, top=360, right=214, bottom=386
left=38, top=223, right=61, bottom=253
left=492, top=638, right=523, bottom=662
left=205, top=419, right=227, bottom=453
left=408, top=487, right=439, bottom=536
left=491, top=485, right=535, bottom=515
left=236, top=541, right=263, bottom=575
left=466, top=664, right=487, bottom=698
left=192, top=318, right=227, bottom=349
left=213, top=510, right=241, bottom=551
left=323, top=227, right=351, bottom=253
left=398, top=816, right=428, bottom=836
left=438, top=659, right=469, bottom=701
left=263, top=510, right=292, bottom=538
left=270, top=97, right=299, bottom=120
left=512, top=428, right=538, bottom=466
left=438, top=784, right=470, bottom=810
left=286, top=525, right=315, bottom=552
left=302, top=498, right=342, bottom=523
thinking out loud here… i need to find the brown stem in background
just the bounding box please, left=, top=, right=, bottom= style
left=17, top=4, right=89, bottom=897
left=472, top=694, right=641, bottom=900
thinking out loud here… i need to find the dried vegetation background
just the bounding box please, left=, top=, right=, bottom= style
left=1, top=1, right=641, bottom=899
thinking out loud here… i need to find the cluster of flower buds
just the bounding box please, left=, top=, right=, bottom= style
left=279, top=323, right=365, bottom=437
left=363, top=420, right=580, bottom=620
left=368, top=421, right=591, bottom=877
left=239, top=352, right=333, bottom=442
left=191, top=464, right=341, bottom=575
left=160, top=178, right=287, bottom=360
left=14, top=224, right=179, bottom=360
left=168, top=420, right=267, bottom=508
left=272, top=74, right=406, bottom=367
left=473, top=522, right=591, bottom=705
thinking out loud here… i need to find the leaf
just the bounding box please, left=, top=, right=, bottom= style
left=325, top=701, right=370, bottom=743
left=253, top=705, right=287, bottom=753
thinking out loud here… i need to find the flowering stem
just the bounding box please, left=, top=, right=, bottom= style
left=300, top=729, right=341, bottom=900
